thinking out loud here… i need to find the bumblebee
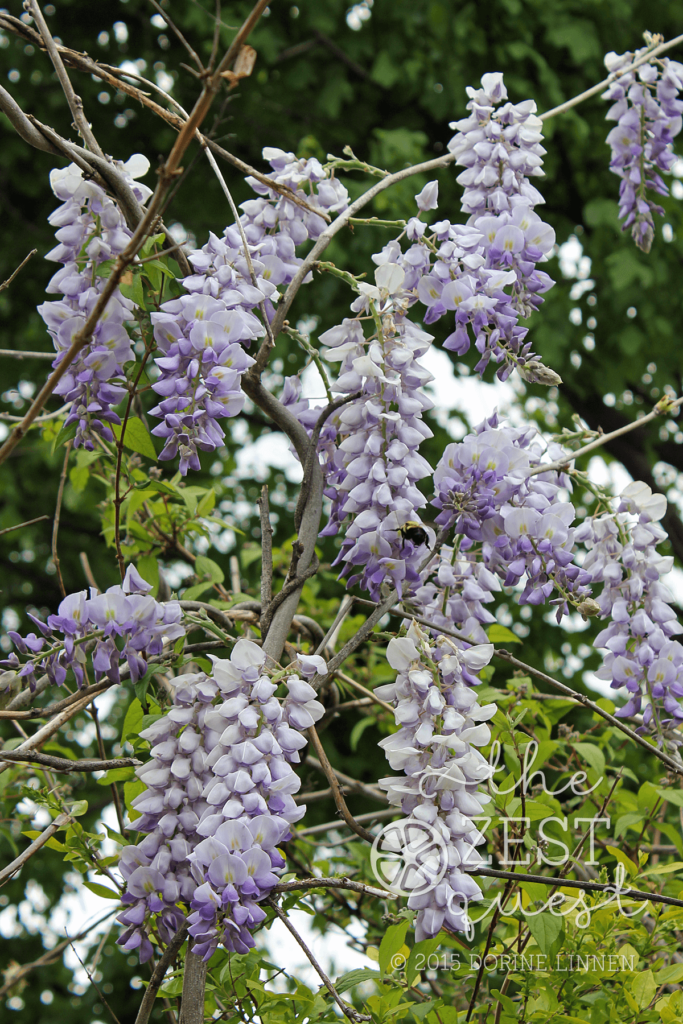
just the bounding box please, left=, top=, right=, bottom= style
left=397, top=521, right=430, bottom=548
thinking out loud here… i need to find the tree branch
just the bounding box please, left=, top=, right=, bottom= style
left=265, top=897, right=371, bottom=1021
left=27, top=0, right=103, bottom=155
left=0, top=751, right=140, bottom=773
left=0, top=811, right=70, bottom=884
left=135, top=923, right=188, bottom=1024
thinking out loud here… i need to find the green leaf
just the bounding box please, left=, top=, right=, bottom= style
left=112, top=416, right=157, bottom=461
left=632, top=968, right=656, bottom=1010
left=642, top=860, right=683, bottom=876
left=83, top=880, right=120, bottom=900
left=121, top=698, right=144, bottom=745
left=406, top=936, right=442, bottom=987
left=526, top=913, right=563, bottom=956
left=97, top=766, right=136, bottom=786
left=124, top=779, right=146, bottom=819
left=136, top=554, right=160, bottom=597
left=379, top=921, right=410, bottom=974
left=51, top=419, right=78, bottom=455
left=195, top=555, right=225, bottom=584
left=181, top=582, right=215, bottom=601
left=70, top=799, right=88, bottom=817
left=657, top=786, right=683, bottom=807
left=605, top=845, right=639, bottom=878
left=573, top=742, right=605, bottom=777
left=119, top=272, right=145, bottom=307
left=655, top=963, right=683, bottom=985
left=21, top=830, right=65, bottom=852
left=335, top=968, right=382, bottom=994
left=487, top=624, right=522, bottom=644
left=350, top=716, right=375, bottom=751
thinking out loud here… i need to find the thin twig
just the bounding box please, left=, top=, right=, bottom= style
left=306, top=754, right=386, bottom=803
left=0, top=691, right=101, bottom=774
left=540, top=32, right=683, bottom=122
left=472, top=865, right=683, bottom=909
left=258, top=485, right=273, bottom=608
left=0, top=249, right=37, bottom=291
left=69, top=939, right=123, bottom=1024
left=27, top=0, right=103, bottom=155
left=0, top=515, right=50, bottom=536
left=148, top=0, right=204, bottom=73
left=314, top=596, right=356, bottom=657
left=52, top=440, right=72, bottom=598
left=135, top=922, right=188, bottom=1024
left=0, top=909, right=116, bottom=997
left=0, top=348, right=54, bottom=359
left=79, top=550, right=101, bottom=592
left=0, top=811, right=70, bottom=884
left=0, top=751, right=140, bottom=772
left=265, top=898, right=371, bottom=1021
left=272, top=876, right=393, bottom=898
left=306, top=726, right=376, bottom=843
left=334, top=670, right=395, bottom=714
left=0, top=679, right=112, bottom=719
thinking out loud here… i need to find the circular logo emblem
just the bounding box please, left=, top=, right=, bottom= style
left=370, top=817, right=448, bottom=897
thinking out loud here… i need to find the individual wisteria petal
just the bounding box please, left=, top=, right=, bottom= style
left=3, top=569, right=184, bottom=691
left=38, top=158, right=152, bottom=449
left=116, top=643, right=325, bottom=961
left=378, top=622, right=495, bottom=941
left=602, top=49, right=683, bottom=251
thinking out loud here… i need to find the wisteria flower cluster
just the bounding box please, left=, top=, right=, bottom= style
left=376, top=623, right=496, bottom=940
left=603, top=48, right=683, bottom=251
left=443, top=72, right=557, bottom=380
left=312, top=264, right=436, bottom=600
left=148, top=148, right=349, bottom=474
left=576, top=481, right=683, bottom=726
left=117, top=640, right=326, bottom=961
left=38, top=157, right=152, bottom=450
left=412, top=412, right=590, bottom=639
left=3, top=566, right=183, bottom=691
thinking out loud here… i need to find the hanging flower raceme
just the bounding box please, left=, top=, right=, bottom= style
left=602, top=48, right=683, bottom=251
left=149, top=294, right=260, bottom=475
left=38, top=157, right=152, bottom=450
left=116, top=640, right=326, bottom=962
left=148, top=149, right=349, bottom=475
left=311, top=264, right=436, bottom=600
left=575, top=481, right=683, bottom=727
left=376, top=624, right=496, bottom=941
left=3, top=566, right=184, bottom=691
left=413, top=414, right=590, bottom=639
left=440, top=73, right=557, bottom=381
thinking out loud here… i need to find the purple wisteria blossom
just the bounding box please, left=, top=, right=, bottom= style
left=602, top=49, right=683, bottom=251
left=376, top=624, right=496, bottom=941
left=117, top=640, right=326, bottom=961
left=314, top=264, right=436, bottom=599
left=442, top=73, right=557, bottom=380
left=4, top=566, right=184, bottom=691
left=575, top=481, right=683, bottom=727
left=38, top=157, right=152, bottom=449
left=413, top=414, right=590, bottom=638
left=148, top=149, right=349, bottom=474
